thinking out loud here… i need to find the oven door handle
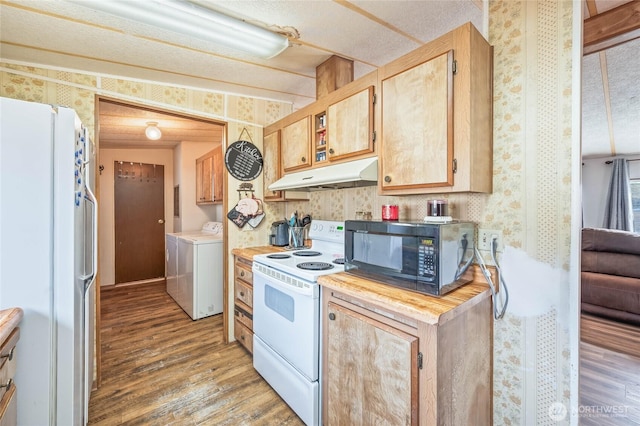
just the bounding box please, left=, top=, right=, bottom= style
left=253, top=268, right=316, bottom=297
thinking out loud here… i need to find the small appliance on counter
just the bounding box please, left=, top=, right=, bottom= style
left=270, top=220, right=289, bottom=246
left=344, top=220, right=476, bottom=296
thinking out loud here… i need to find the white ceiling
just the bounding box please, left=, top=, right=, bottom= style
left=0, top=0, right=638, bottom=157
left=582, top=0, right=640, bottom=158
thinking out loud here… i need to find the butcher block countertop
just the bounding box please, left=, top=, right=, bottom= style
left=318, top=266, right=492, bottom=326
left=231, top=245, right=287, bottom=261
left=0, top=308, right=23, bottom=343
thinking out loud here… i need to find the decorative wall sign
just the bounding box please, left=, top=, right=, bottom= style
left=225, top=130, right=263, bottom=181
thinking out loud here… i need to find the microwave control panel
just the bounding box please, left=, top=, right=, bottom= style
left=418, top=238, right=437, bottom=281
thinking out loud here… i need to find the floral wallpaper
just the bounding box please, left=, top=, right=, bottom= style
left=0, top=0, right=579, bottom=421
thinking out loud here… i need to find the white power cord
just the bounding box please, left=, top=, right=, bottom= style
left=475, top=236, right=509, bottom=319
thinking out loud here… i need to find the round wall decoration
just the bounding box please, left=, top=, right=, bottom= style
left=224, top=139, right=263, bottom=181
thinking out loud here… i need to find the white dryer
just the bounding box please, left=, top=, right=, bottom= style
left=166, top=222, right=223, bottom=320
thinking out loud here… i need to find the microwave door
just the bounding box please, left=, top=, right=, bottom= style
left=354, top=233, right=403, bottom=271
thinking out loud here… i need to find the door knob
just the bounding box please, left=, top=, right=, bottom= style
left=158, top=219, right=165, bottom=224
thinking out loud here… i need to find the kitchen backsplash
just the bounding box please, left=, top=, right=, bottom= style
left=285, top=186, right=487, bottom=224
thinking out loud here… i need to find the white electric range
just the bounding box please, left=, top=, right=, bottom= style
left=252, top=220, right=345, bottom=426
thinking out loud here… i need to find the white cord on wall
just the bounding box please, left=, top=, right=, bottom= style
left=475, top=237, right=509, bottom=319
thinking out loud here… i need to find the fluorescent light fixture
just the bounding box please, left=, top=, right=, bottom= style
left=70, top=0, right=289, bottom=59
left=145, top=122, right=162, bottom=140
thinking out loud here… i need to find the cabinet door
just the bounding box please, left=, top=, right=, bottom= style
left=263, top=130, right=282, bottom=200
left=281, top=116, right=312, bottom=172
left=324, top=302, right=418, bottom=425
left=380, top=50, right=454, bottom=192
left=327, top=86, right=374, bottom=161
left=196, top=154, right=214, bottom=204
left=211, top=146, right=223, bottom=203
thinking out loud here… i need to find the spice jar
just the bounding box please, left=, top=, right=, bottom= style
left=427, top=199, right=448, bottom=217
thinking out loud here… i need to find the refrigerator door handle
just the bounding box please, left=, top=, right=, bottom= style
left=80, top=184, right=98, bottom=291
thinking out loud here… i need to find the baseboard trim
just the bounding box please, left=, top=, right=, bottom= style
left=101, top=278, right=166, bottom=291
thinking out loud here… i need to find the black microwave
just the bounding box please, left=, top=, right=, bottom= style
left=344, top=220, right=475, bottom=296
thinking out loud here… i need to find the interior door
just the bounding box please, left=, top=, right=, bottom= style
left=114, top=161, right=165, bottom=284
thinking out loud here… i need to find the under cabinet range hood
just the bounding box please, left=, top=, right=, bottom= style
left=269, top=157, right=378, bottom=191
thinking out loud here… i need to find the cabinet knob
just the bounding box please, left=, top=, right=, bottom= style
left=301, top=156, right=306, bottom=163
left=329, top=148, right=335, bottom=155
left=384, top=176, right=392, bottom=183
left=240, top=291, right=245, bottom=297
left=0, top=378, right=12, bottom=390
left=240, top=271, right=245, bottom=277
left=240, top=335, right=245, bottom=341
left=328, top=312, right=336, bottom=321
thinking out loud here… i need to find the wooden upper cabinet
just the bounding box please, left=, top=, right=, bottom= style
left=327, top=86, right=374, bottom=162
left=196, top=146, right=223, bottom=204
left=211, top=145, right=223, bottom=203
left=378, top=22, right=493, bottom=195
left=263, top=130, right=282, bottom=200
left=196, top=153, right=213, bottom=204
left=380, top=52, right=453, bottom=191
left=281, top=116, right=312, bottom=173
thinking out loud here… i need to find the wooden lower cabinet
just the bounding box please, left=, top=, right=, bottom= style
left=322, top=285, right=492, bottom=426
left=233, top=256, right=254, bottom=354
left=0, top=314, right=21, bottom=426
left=325, top=301, right=418, bottom=425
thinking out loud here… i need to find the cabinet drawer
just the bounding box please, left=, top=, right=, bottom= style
left=234, top=305, right=253, bottom=330
left=235, top=280, right=253, bottom=309
left=234, top=319, right=253, bottom=354
left=235, top=262, right=253, bottom=284
left=0, top=328, right=18, bottom=405
left=0, top=384, right=17, bottom=426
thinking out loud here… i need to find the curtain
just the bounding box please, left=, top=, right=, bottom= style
left=602, top=158, right=633, bottom=231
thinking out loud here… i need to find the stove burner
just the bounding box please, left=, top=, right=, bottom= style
left=332, top=258, right=345, bottom=265
left=292, top=250, right=322, bottom=257
left=266, top=253, right=291, bottom=260
left=297, top=262, right=335, bottom=271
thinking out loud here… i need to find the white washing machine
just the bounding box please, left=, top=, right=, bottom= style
left=166, top=222, right=223, bottom=320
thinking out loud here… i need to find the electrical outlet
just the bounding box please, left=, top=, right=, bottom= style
left=478, top=229, right=502, bottom=252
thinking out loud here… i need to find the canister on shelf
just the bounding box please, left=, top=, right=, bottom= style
left=427, top=199, right=448, bottom=217
left=382, top=204, right=399, bottom=221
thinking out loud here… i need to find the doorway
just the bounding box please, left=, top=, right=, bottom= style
left=114, top=161, right=165, bottom=284
left=94, top=96, right=227, bottom=389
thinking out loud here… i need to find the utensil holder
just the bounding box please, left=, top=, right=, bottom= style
left=289, top=227, right=306, bottom=248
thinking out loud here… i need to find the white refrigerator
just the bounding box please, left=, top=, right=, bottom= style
left=0, top=97, right=97, bottom=425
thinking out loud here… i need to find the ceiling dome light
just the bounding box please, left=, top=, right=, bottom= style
left=145, top=122, right=162, bottom=140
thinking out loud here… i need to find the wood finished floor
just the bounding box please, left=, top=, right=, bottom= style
left=580, top=340, right=640, bottom=425
left=88, top=282, right=304, bottom=426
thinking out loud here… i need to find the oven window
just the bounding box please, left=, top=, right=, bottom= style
left=353, top=233, right=403, bottom=270
left=265, top=284, right=295, bottom=322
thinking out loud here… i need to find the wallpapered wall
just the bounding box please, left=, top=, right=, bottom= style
left=0, top=0, right=579, bottom=422
left=287, top=1, right=579, bottom=424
